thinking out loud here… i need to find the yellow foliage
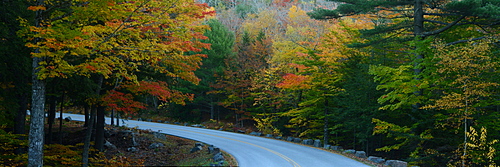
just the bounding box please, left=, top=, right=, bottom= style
left=253, top=114, right=282, bottom=136
left=424, top=40, right=499, bottom=119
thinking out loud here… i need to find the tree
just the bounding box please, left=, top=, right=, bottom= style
left=21, top=0, right=214, bottom=165
left=0, top=0, right=32, bottom=139
left=169, top=18, right=235, bottom=121
left=422, top=40, right=499, bottom=166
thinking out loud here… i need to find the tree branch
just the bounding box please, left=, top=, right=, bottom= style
left=422, top=15, right=466, bottom=37
left=446, top=36, right=488, bottom=46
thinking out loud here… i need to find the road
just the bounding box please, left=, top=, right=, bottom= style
left=62, top=113, right=369, bottom=167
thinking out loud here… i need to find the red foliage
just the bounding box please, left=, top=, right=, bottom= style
left=126, top=81, right=194, bottom=104
left=101, top=90, right=146, bottom=115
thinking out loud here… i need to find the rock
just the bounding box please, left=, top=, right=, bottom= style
left=191, top=124, right=204, bottom=128
left=64, top=116, right=72, bottom=122
left=190, top=146, right=203, bottom=153
left=184, top=123, right=189, bottom=126
left=195, top=142, right=204, bottom=147
left=286, top=137, right=294, bottom=142
left=117, top=130, right=138, bottom=146
left=324, top=144, right=331, bottom=149
left=249, top=132, right=261, bottom=136
left=127, top=117, right=132, bottom=120
left=157, top=120, right=163, bottom=123
left=331, top=146, right=343, bottom=151
left=131, top=136, right=138, bottom=146
left=265, top=134, right=273, bottom=138
left=138, top=118, right=143, bottom=121
left=213, top=152, right=224, bottom=162
left=343, top=149, right=356, bottom=154
left=164, top=121, right=170, bottom=124
left=151, top=132, right=167, bottom=140
left=293, top=138, right=301, bottom=143
left=385, top=160, right=408, bottom=167
left=355, top=151, right=367, bottom=158
left=368, top=156, right=385, bottom=164
left=147, top=119, right=152, bottom=122
left=127, top=147, right=139, bottom=152
left=313, top=139, right=321, bottom=147
left=104, top=129, right=116, bottom=138
left=104, top=140, right=117, bottom=150
left=174, top=122, right=180, bottom=125
left=275, top=136, right=283, bottom=140
left=118, top=130, right=133, bottom=136
left=237, top=130, right=245, bottom=133
left=148, top=143, right=164, bottom=149
left=302, top=139, right=313, bottom=145
left=208, top=145, right=220, bottom=154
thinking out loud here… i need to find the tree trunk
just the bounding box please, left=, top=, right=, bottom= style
left=14, top=93, right=29, bottom=154
left=58, top=92, right=64, bottom=144
left=323, top=97, right=329, bottom=148
left=210, top=96, right=214, bottom=120
left=412, top=0, right=425, bottom=113
left=116, top=113, right=120, bottom=127
left=84, top=105, right=89, bottom=127
left=28, top=56, right=46, bottom=167
left=95, top=106, right=105, bottom=151
left=110, top=109, right=114, bottom=126
left=82, top=75, right=104, bottom=166
left=28, top=0, right=46, bottom=165
left=82, top=107, right=96, bottom=167
left=47, top=95, right=56, bottom=144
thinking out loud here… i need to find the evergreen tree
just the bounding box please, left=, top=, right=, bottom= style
left=170, top=19, right=235, bottom=122
left=309, top=0, right=500, bottom=165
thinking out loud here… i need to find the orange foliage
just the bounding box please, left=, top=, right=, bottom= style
left=276, top=73, right=311, bottom=90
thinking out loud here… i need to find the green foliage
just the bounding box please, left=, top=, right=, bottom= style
left=372, top=118, right=433, bottom=152
left=369, top=64, right=428, bottom=111
left=0, top=0, right=32, bottom=128
left=235, top=2, right=256, bottom=19
left=446, top=0, right=500, bottom=19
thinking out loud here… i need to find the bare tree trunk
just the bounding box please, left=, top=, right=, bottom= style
left=110, top=109, right=114, bottom=126
left=47, top=95, right=56, bottom=144
left=210, top=96, right=214, bottom=120
left=323, top=97, right=329, bottom=148
left=95, top=106, right=105, bottom=151
left=84, top=105, right=89, bottom=127
left=58, top=92, right=64, bottom=144
left=82, top=75, right=104, bottom=166
left=412, top=0, right=425, bottom=113
left=14, top=93, right=29, bottom=154
left=28, top=56, right=46, bottom=167
left=116, top=113, right=120, bottom=127
left=82, top=107, right=96, bottom=167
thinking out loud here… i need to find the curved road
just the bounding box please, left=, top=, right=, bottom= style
left=62, top=113, right=369, bottom=167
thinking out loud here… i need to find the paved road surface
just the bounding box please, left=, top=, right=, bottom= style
left=62, top=113, right=370, bottom=167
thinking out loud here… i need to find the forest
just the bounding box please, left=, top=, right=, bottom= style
left=0, top=0, right=499, bottom=166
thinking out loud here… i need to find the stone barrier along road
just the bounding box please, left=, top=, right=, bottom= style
left=62, top=113, right=369, bottom=167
